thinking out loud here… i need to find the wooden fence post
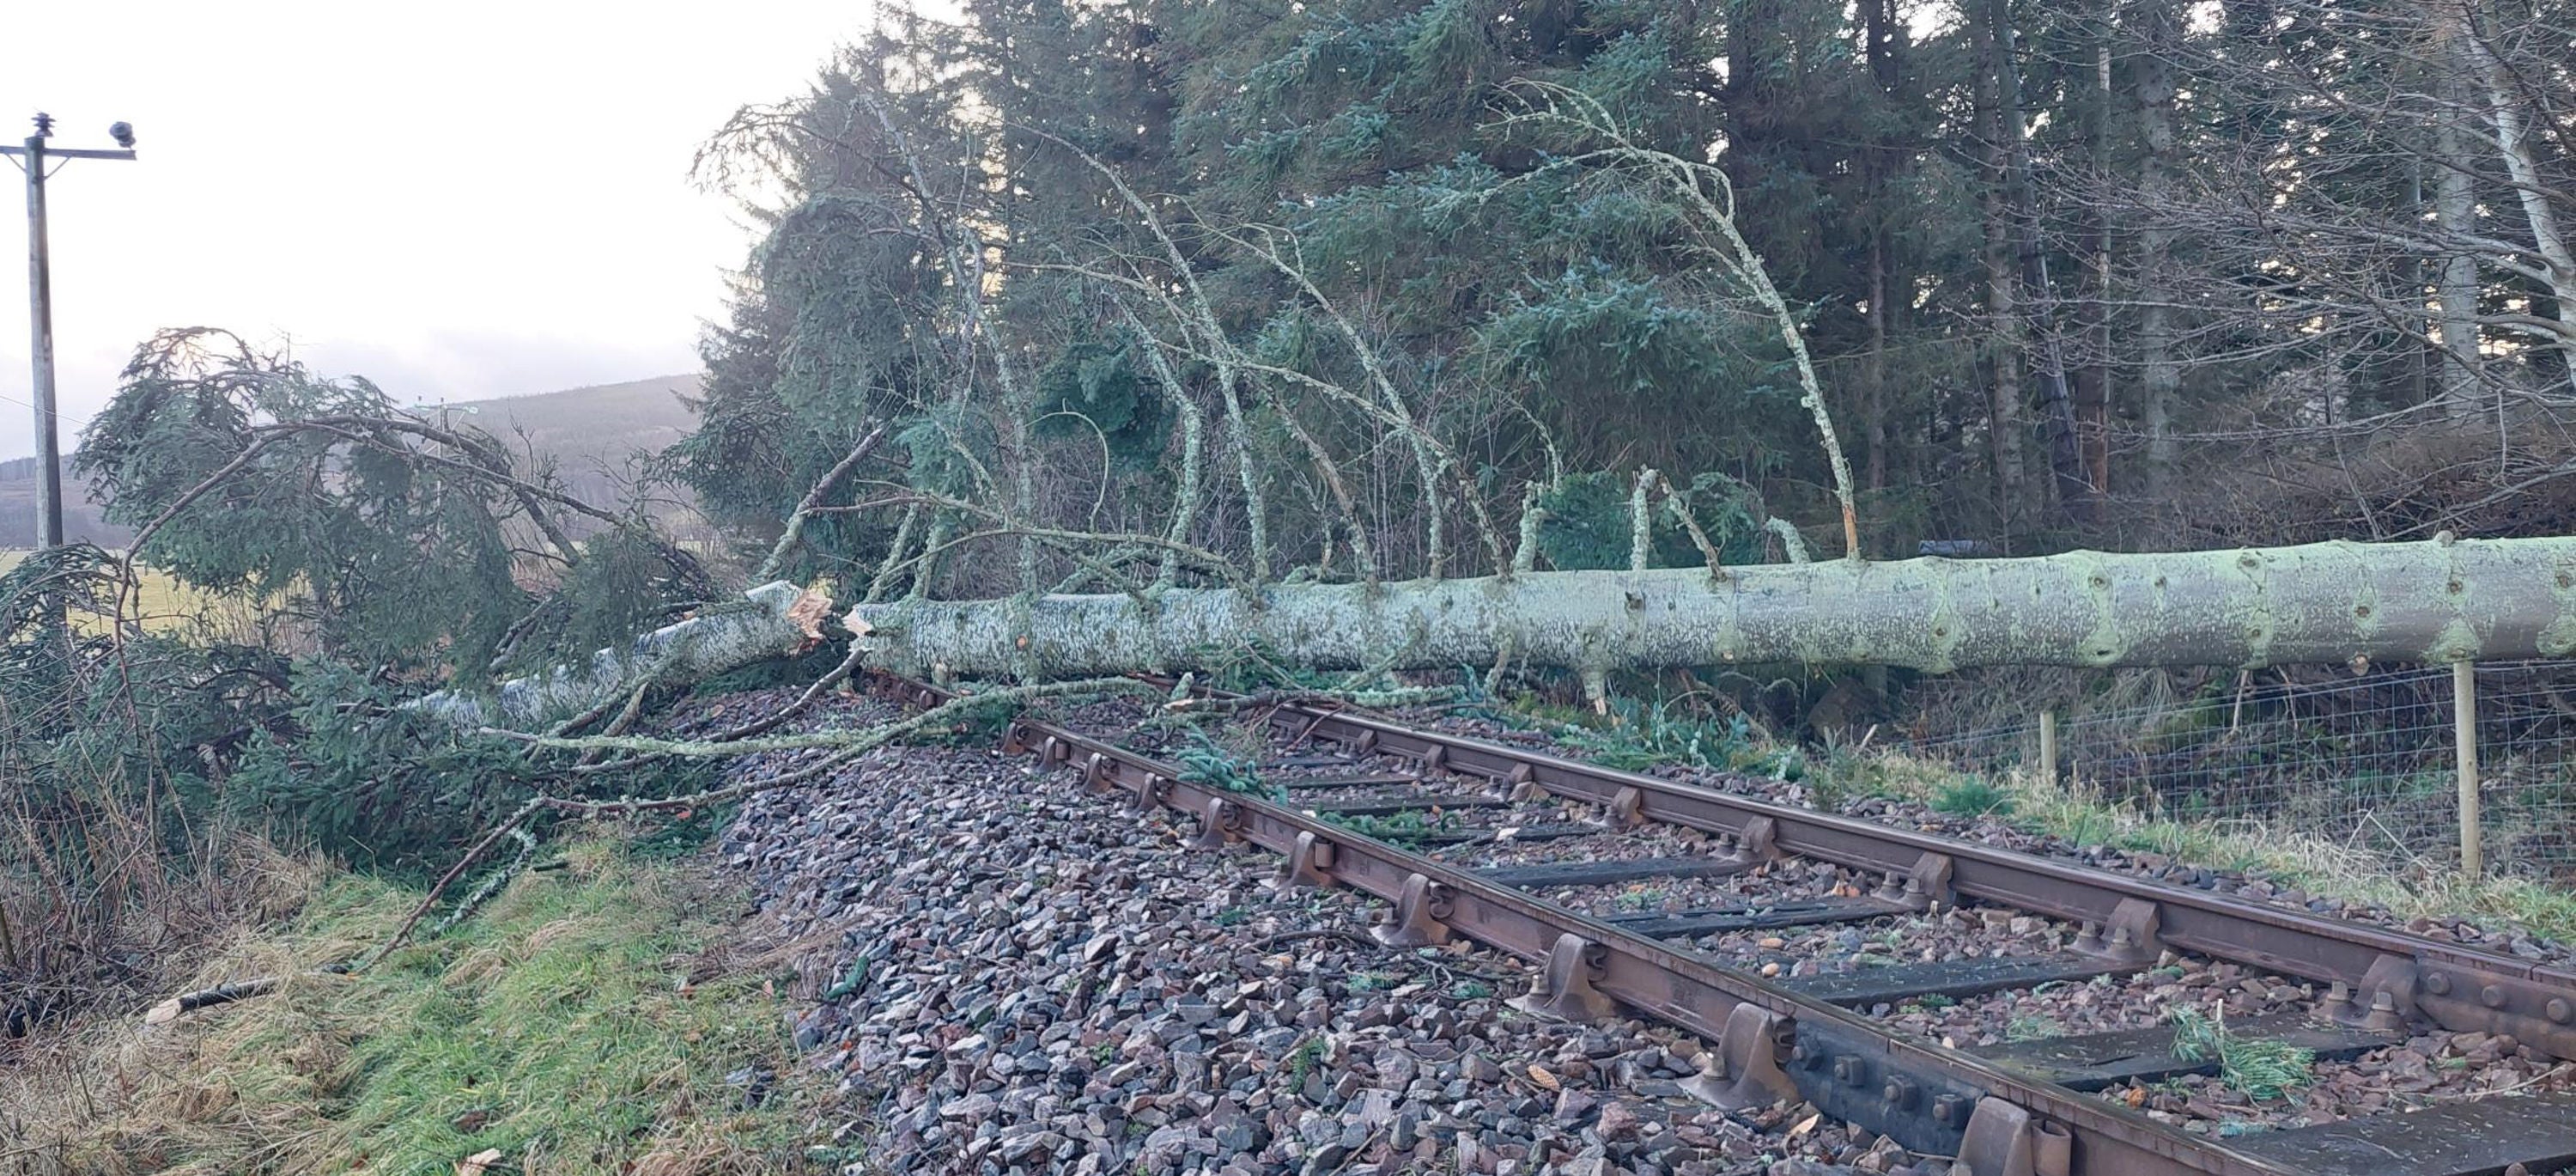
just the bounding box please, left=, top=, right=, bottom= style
left=2038, top=710, right=2058, bottom=792
left=2455, top=660, right=2482, bottom=878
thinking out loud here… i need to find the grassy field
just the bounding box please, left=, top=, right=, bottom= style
left=1, top=547, right=237, bottom=634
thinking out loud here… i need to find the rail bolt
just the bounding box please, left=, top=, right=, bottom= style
left=2423, top=972, right=2452, bottom=996
left=1931, top=1094, right=1966, bottom=1126
left=2482, top=984, right=2509, bottom=1009
left=2363, top=990, right=2409, bottom=1033
left=1881, top=1075, right=1920, bottom=1110
left=2551, top=997, right=2573, bottom=1025
left=1832, top=1055, right=1868, bottom=1088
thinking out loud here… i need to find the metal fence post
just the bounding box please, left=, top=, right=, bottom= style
left=2455, top=661, right=2483, bottom=878
left=2039, top=710, right=2058, bottom=791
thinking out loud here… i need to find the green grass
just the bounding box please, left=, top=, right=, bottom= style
left=9, top=836, right=834, bottom=1175
left=2171, top=1006, right=2315, bottom=1100
left=2005, top=1014, right=2063, bottom=1042
left=1929, top=774, right=2015, bottom=818
left=1286, top=1035, right=1327, bottom=1083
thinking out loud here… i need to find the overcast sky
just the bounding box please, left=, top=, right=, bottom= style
left=1, top=2, right=872, bottom=460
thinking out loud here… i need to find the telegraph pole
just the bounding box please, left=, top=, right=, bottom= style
left=3, top=113, right=136, bottom=549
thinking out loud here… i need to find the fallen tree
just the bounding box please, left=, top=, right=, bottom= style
left=416, top=581, right=819, bottom=728
left=844, top=535, right=2576, bottom=680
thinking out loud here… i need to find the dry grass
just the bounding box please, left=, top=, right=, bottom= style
left=0, top=550, right=234, bottom=637
left=1845, top=748, right=2576, bottom=943
left=0, top=834, right=841, bottom=1176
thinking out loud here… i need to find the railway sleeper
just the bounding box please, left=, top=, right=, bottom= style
left=1301, top=794, right=1510, bottom=816
left=1274, top=772, right=1419, bottom=790
left=1475, top=855, right=1770, bottom=888
left=1599, top=894, right=1909, bottom=938
left=1783, top=952, right=2143, bottom=1008
left=1966, top=1011, right=2403, bottom=1091
left=2228, top=1092, right=2576, bottom=1176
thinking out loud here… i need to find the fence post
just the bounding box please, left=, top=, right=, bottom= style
left=2455, top=660, right=2483, bottom=879
left=2038, top=710, right=2058, bottom=791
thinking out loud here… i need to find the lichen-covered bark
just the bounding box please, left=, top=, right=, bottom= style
left=848, top=537, right=2576, bottom=679
left=421, top=582, right=811, bottom=727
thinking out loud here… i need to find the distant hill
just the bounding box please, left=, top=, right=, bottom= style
left=451, top=374, right=702, bottom=474
left=0, top=455, right=130, bottom=549
left=2, top=374, right=705, bottom=551
left=443, top=374, right=704, bottom=511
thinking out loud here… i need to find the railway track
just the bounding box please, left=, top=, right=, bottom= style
left=875, top=674, right=2576, bottom=1176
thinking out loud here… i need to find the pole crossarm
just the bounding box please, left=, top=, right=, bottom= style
left=0, top=146, right=133, bottom=161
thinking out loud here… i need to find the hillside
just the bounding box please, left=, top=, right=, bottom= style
left=0, top=455, right=131, bottom=549
left=450, top=373, right=702, bottom=478
left=1, top=374, right=702, bottom=550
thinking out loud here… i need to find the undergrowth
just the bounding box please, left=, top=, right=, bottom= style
left=0, top=833, right=835, bottom=1176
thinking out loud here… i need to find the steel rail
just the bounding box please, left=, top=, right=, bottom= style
left=1242, top=698, right=2576, bottom=1062
left=874, top=675, right=2291, bottom=1176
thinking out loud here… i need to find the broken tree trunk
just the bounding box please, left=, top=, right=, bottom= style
left=418, top=581, right=816, bottom=727
left=847, top=536, right=2576, bottom=679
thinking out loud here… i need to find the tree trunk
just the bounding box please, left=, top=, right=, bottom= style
left=1863, top=0, right=1896, bottom=517
left=846, top=536, right=2576, bottom=679
left=2457, top=3, right=2576, bottom=393
left=1867, top=212, right=1892, bottom=515
left=1978, top=60, right=2026, bottom=517
left=1985, top=0, right=2094, bottom=525
left=423, top=582, right=816, bottom=727
left=2131, top=0, right=2181, bottom=500
left=2072, top=30, right=2113, bottom=498
left=2431, top=17, right=2489, bottom=416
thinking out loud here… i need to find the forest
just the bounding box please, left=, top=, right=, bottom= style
left=680, top=0, right=2576, bottom=583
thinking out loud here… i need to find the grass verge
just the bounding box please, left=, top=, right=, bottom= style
left=1833, top=747, right=2576, bottom=944
left=1497, top=692, right=2576, bottom=945
left=1, top=834, right=839, bottom=1176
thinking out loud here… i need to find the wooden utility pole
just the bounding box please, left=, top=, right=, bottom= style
left=3, top=113, right=137, bottom=549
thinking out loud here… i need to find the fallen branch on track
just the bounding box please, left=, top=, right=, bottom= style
left=368, top=677, right=1159, bottom=968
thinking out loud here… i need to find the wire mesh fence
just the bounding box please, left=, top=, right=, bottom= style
left=1900, top=661, right=2576, bottom=880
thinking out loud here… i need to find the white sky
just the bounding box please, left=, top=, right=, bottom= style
left=1, top=1, right=872, bottom=460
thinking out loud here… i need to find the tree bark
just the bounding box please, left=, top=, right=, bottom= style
left=1978, top=61, right=2026, bottom=516
left=2130, top=0, right=2181, bottom=499
left=2431, top=16, right=2489, bottom=416
left=2073, top=29, right=2114, bottom=497
left=846, top=536, right=2576, bottom=679
left=2458, top=3, right=2576, bottom=393
left=1984, top=0, right=2095, bottom=524
left=420, top=582, right=814, bottom=727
